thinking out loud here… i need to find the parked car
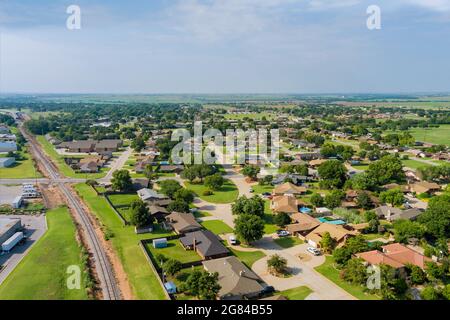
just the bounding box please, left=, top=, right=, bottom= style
left=277, top=230, right=290, bottom=237
left=261, top=286, right=275, bottom=295
left=307, top=247, right=321, bottom=256
left=228, top=235, right=237, bottom=245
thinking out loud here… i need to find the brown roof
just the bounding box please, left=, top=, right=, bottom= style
left=286, top=213, right=320, bottom=233
left=356, top=251, right=405, bottom=269
left=166, top=212, right=201, bottom=234
left=203, top=256, right=264, bottom=299
left=306, top=223, right=357, bottom=245
left=272, top=195, right=299, bottom=213
left=410, top=181, right=441, bottom=194
left=273, top=182, right=307, bottom=195
left=309, top=159, right=327, bottom=167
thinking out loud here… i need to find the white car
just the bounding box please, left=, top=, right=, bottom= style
left=229, top=235, right=237, bottom=245
left=307, top=247, right=321, bottom=256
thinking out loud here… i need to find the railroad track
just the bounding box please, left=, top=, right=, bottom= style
left=19, top=122, right=121, bottom=300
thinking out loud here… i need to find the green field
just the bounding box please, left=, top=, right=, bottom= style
left=0, top=148, right=42, bottom=179
left=279, top=286, right=313, bottom=300
left=185, top=179, right=239, bottom=204
left=108, top=194, right=139, bottom=207
left=314, top=256, right=379, bottom=300
left=200, top=220, right=233, bottom=235
left=74, top=183, right=167, bottom=300
left=36, top=136, right=108, bottom=179
left=145, top=239, right=201, bottom=264
left=402, top=159, right=431, bottom=170
left=0, top=206, right=89, bottom=300
left=408, top=125, right=450, bottom=146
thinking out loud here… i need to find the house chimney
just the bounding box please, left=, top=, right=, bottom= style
left=193, top=236, right=196, bottom=252
left=239, top=270, right=246, bottom=277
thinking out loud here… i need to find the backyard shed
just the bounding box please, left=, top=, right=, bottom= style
left=153, top=238, right=168, bottom=249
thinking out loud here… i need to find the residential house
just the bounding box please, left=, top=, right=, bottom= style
left=159, top=164, right=184, bottom=174
left=409, top=181, right=441, bottom=195
left=272, top=174, right=309, bottom=186
left=180, top=230, right=229, bottom=260
left=374, top=206, right=423, bottom=221
left=286, top=213, right=321, bottom=237
left=131, top=178, right=150, bottom=190
left=202, top=256, right=265, bottom=300
left=309, top=159, right=327, bottom=168
left=165, top=212, right=202, bottom=234
left=137, top=188, right=167, bottom=202
left=356, top=243, right=432, bottom=270
left=271, top=195, right=299, bottom=214
left=148, top=205, right=169, bottom=222
left=296, top=152, right=321, bottom=161
left=94, top=139, right=122, bottom=153
left=272, top=182, right=307, bottom=196
left=305, top=223, right=357, bottom=248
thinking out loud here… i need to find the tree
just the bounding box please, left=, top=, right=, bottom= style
left=241, top=165, right=260, bottom=181
left=267, top=254, right=287, bottom=274
left=406, top=264, right=426, bottom=285
left=310, top=193, right=324, bottom=207
left=324, top=190, right=345, bottom=209
left=421, top=286, right=441, bottom=300
left=163, top=259, right=182, bottom=276
left=366, top=155, right=405, bottom=185
left=341, top=258, right=367, bottom=285
left=183, top=270, right=221, bottom=300
left=442, top=284, right=450, bottom=300
left=174, top=188, right=194, bottom=204
left=111, top=170, right=132, bottom=192
left=234, top=214, right=265, bottom=244
left=130, top=200, right=151, bottom=227
left=419, top=194, right=450, bottom=239
left=204, top=173, right=224, bottom=191
left=380, top=188, right=405, bottom=207
left=425, top=262, right=445, bottom=282
left=167, top=200, right=190, bottom=213
left=356, top=192, right=373, bottom=209
left=274, top=212, right=291, bottom=227
left=158, top=179, right=182, bottom=199
left=144, top=164, right=158, bottom=181
left=318, top=160, right=347, bottom=189
left=392, top=219, right=425, bottom=243
left=131, top=135, right=146, bottom=152
left=232, top=196, right=264, bottom=217
left=319, top=232, right=335, bottom=254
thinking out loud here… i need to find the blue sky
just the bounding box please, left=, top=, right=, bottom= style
left=0, top=0, right=449, bottom=94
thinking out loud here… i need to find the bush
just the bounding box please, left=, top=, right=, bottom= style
left=203, top=190, right=213, bottom=196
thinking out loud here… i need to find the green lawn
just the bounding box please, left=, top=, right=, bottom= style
left=74, top=183, right=167, bottom=300
left=185, top=179, right=239, bottom=204
left=0, top=206, right=89, bottom=300
left=229, top=247, right=266, bottom=268
left=279, top=286, right=313, bottom=300
left=408, top=125, right=450, bottom=146
left=36, top=136, right=108, bottom=179
left=251, top=184, right=274, bottom=195
left=0, top=148, right=42, bottom=179
left=200, top=220, right=233, bottom=235
left=263, top=200, right=278, bottom=234
left=402, top=159, right=431, bottom=170
left=314, top=256, right=379, bottom=300
left=145, top=239, right=201, bottom=264
left=274, top=237, right=304, bottom=248
left=108, top=194, right=139, bottom=207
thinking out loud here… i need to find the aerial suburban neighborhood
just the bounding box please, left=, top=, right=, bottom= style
left=0, top=1, right=449, bottom=314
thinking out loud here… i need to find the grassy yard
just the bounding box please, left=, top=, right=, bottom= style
left=0, top=148, right=42, bottom=179
left=74, top=183, right=167, bottom=300
left=145, top=239, right=201, bottom=264
left=274, top=237, right=304, bottom=248
left=279, top=286, right=313, bottom=300
left=251, top=184, right=274, bottom=195
left=185, top=179, right=239, bottom=204
left=229, top=247, right=266, bottom=268
left=401, top=159, right=431, bottom=170
left=36, top=136, right=108, bottom=179
left=263, top=200, right=278, bottom=234
left=200, top=220, right=233, bottom=235
left=108, top=194, right=139, bottom=207
left=0, top=206, right=89, bottom=300
left=314, top=256, right=379, bottom=300
left=408, top=125, right=450, bottom=146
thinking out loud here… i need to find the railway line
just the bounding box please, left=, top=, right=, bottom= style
left=18, top=122, right=121, bottom=300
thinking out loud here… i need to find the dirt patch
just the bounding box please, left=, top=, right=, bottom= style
left=40, top=183, right=65, bottom=209
left=68, top=184, right=134, bottom=300
left=297, top=253, right=312, bottom=262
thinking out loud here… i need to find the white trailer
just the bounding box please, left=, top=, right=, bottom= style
left=1, top=232, right=24, bottom=252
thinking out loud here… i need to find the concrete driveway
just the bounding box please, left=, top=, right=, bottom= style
left=248, top=237, right=356, bottom=300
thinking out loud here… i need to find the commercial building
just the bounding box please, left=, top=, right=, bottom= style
left=0, top=217, right=22, bottom=246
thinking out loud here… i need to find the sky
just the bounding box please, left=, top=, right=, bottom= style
left=0, top=0, right=449, bottom=94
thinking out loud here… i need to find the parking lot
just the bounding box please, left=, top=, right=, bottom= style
left=0, top=185, right=22, bottom=206
left=0, top=214, right=47, bottom=285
